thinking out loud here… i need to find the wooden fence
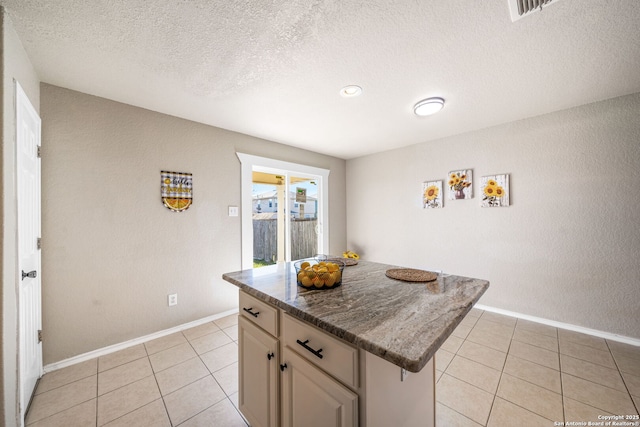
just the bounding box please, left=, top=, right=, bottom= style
left=253, top=218, right=317, bottom=262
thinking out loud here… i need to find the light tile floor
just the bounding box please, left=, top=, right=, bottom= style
left=26, top=314, right=246, bottom=426
left=26, top=309, right=640, bottom=426
left=436, top=309, right=640, bottom=426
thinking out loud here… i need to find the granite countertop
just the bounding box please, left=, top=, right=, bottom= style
left=222, top=260, right=489, bottom=373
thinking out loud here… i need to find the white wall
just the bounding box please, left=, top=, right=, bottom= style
left=1, top=8, right=41, bottom=426
left=40, top=84, right=347, bottom=364
left=346, top=93, right=640, bottom=340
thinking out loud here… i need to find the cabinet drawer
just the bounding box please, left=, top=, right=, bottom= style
left=239, top=291, right=278, bottom=337
left=282, top=313, right=358, bottom=389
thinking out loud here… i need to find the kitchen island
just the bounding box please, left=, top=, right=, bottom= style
left=223, top=260, right=489, bottom=427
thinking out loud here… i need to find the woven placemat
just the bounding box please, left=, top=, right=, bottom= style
left=327, top=257, right=358, bottom=266
left=385, top=268, right=437, bottom=282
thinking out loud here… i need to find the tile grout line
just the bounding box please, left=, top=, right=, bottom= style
left=436, top=399, right=484, bottom=426
left=560, top=331, right=639, bottom=418
left=95, top=361, right=99, bottom=427
left=561, top=371, right=638, bottom=416
left=490, top=392, right=557, bottom=425
left=96, top=346, right=156, bottom=425
left=488, top=317, right=562, bottom=424
left=557, top=345, right=620, bottom=370
left=558, top=326, right=565, bottom=425
left=438, top=310, right=503, bottom=425
left=149, top=347, right=174, bottom=427
left=99, top=323, right=220, bottom=426
left=171, top=322, right=243, bottom=426
left=483, top=314, right=518, bottom=426
left=168, top=321, right=239, bottom=425
left=436, top=312, right=485, bottom=423
left=452, top=352, right=504, bottom=375
left=24, top=386, right=97, bottom=425
left=605, top=339, right=640, bottom=415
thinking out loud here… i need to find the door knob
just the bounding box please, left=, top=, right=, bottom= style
left=21, top=270, right=37, bottom=280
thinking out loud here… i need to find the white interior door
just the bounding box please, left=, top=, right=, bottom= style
left=16, top=81, right=42, bottom=422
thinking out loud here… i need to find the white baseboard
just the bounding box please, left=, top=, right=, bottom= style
left=43, top=308, right=239, bottom=374
left=45, top=304, right=639, bottom=374
left=475, top=304, right=640, bottom=347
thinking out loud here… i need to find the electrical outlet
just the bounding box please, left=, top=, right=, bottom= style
left=228, top=206, right=239, bottom=217
left=168, top=293, right=178, bottom=306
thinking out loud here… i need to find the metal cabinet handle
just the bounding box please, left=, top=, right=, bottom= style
left=267, top=352, right=275, bottom=360
left=242, top=307, right=260, bottom=318
left=280, top=363, right=287, bottom=372
left=21, top=270, right=37, bottom=280
left=296, top=339, right=323, bottom=359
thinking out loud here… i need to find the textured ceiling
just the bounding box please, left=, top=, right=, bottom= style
left=3, top=0, right=640, bottom=159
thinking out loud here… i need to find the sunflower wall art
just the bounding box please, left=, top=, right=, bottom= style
left=422, top=180, right=443, bottom=209
left=448, top=169, right=473, bottom=200
left=481, top=174, right=510, bottom=207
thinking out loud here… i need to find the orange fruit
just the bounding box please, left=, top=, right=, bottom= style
left=313, top=276, right=325, bottom=288
left=325, top=275, right=336, bottom=287
left=332, top=270, right=342, bottom=282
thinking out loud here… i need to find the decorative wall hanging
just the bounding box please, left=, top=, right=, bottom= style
left=481, top=174, right=509, bottom=207
left=448, top=169, right=473, bottom=200
left=161, top=171, right=193, bottom=212
left=422, top=180, right=443, bottom=209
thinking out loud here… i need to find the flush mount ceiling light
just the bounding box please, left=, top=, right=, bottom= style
left=340, top=85, right=362, bottom=97
left=414, top=97, right=445, bottom=116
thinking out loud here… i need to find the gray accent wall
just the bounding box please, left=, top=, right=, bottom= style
left=39, top=84, right=347, bottom=365
left=346, top=92, right=640, bottom=340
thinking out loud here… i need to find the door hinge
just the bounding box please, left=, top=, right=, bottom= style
left=37, top=237, right=42, bottom=250
left=38, top=330, right=43, bottom=343
left=37, top=146, right=41, bottom=158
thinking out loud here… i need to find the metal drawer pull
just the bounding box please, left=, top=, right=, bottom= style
left=267, top=352, right=275, bottom=360
left=242, top=307, right=260, bottom=318
left=296, top=339, right=324, bottom=359
left=280, top=363, right=287, bottom=372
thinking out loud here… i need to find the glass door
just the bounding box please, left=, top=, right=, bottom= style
left=288, top=175, right=318, bottom=262
left=251, top=171, right=284, bottom=267
left=250, top=170, right=321, bottom=267
left=238, top=153, right=330, bottom=270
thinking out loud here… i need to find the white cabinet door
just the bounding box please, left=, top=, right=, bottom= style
left=238, top=316, right=279, bottom=427
left=281, top=347, right=358, bottom=427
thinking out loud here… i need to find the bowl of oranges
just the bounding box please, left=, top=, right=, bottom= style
left=294, top=258, right=345, bottom=289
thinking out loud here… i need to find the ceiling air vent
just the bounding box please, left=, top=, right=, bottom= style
left=508, top=0, right=561, bottom=21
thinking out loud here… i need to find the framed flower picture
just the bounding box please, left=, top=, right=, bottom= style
left=481, top=174, right=510, bottom=207
left=448, top=169, right=473, bottom=200
left=422, top=180, right=443, bottom=209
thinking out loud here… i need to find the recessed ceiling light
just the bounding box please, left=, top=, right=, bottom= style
left=340, top=85, right=362, bottom=97
left=414, top=97, right=445, bottom=116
